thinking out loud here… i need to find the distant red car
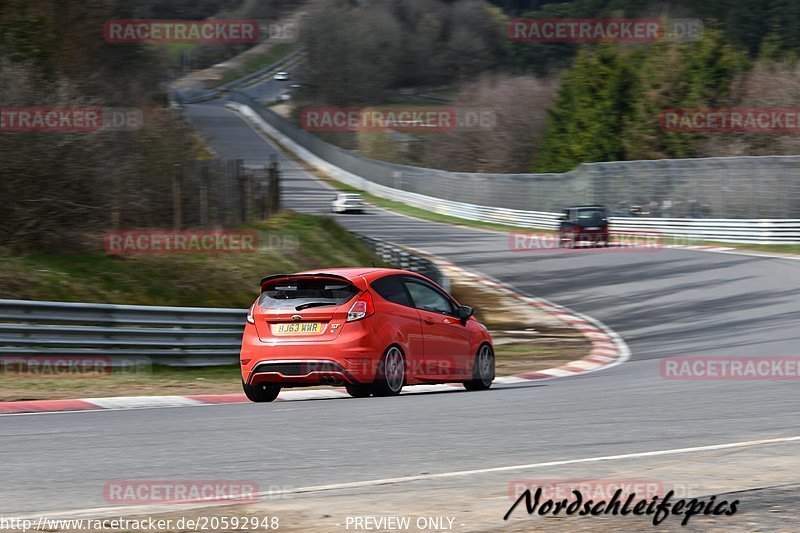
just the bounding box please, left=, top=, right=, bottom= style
left=240, top=268, right=494, bottom=402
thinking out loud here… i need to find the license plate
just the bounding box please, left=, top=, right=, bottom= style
left=271, top=322, right=324, bottom=336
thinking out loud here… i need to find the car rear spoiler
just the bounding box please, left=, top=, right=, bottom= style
left=259, top=273, right=354, bottom=291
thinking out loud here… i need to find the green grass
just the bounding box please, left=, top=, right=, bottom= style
left=322, top=178, right=556, bottom=235
left=0, top=364, right=244, bottom=401
left=0, top=212, right=385, bottom=307
left=215, top=42, right=299, bottom=87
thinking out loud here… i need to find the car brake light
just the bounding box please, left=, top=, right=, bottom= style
left=246, top=303, right=256, bottom=324
left=347, top=291, right=374, bottom=322
left=572, top=226, right=582, bottom=233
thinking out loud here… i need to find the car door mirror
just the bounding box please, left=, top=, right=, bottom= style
left=456, top=305, right=474, bottom=323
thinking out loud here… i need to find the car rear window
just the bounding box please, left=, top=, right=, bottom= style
left=371, top=275, right=412, bottom=307
left=576, top=208, right=606, bottom=220
left=258, top=278, right=358, bottom=310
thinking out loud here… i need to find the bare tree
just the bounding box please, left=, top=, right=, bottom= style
left=700, top=59, right=800, bottom=156
left=424, top=75, right=557, bottom=172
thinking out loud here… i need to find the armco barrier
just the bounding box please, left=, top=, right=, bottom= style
left=172, top=49, right=304, bottom=105
left=0, top=299, right=245, bottom=366
left=0, top=241, right=448, bottom=365
left=357, top=235, right=449, bottom=292
left=226, top=93, right=800, bottom=244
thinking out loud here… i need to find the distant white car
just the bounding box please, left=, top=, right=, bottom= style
left=278, top=91, right=291, bottom=102
left=331, top=193, right=364, bottom=214
left=273, top=71, right=290, bottom=81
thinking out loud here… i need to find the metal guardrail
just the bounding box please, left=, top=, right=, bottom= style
left=227, top=96, right=800, bottom=244
left=0, top=299, right=246, bottom=366
left=357, top=236, right=449, bottom=292
left=172, top=48, right=304, bottom=105
left=0, top=242, right=449, bottom=365
left=608, top=217, right=800, bottom=244
left=219, top=48, right=304, bottom=91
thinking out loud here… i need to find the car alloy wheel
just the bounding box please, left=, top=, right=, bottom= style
left=373, top=346, right=405, bottom=396
left=465, top=344, right=494, bottom=391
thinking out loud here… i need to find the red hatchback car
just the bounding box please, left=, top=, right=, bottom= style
left=240, top=268, right=494, bottom=402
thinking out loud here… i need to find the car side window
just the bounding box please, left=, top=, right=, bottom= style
left=404, top=279, right=454, bottom=315
left=371, top=275, right=412, bottom=307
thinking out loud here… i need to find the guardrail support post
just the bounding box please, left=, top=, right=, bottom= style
left=236, top=159, right=248, bottom=223
left=172, top=164, right=183, bottom=230
left=268, top=155, right=281, bottom=216
left=199, top=166, right=210, bottom=228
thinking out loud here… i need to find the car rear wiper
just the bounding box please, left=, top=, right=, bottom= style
left=295, top=302, right=334, bottom=311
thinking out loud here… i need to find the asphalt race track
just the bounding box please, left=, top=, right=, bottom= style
left=2, top=100, right=799, bottom=528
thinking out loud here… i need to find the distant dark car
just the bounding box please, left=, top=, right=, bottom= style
left=558, top=205, right=610, bottom=248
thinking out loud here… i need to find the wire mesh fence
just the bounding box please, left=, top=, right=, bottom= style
left=124, top=158, right=281, bottom=231
left=230, top=91, right=800, bottom=219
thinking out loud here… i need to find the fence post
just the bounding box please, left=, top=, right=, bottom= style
left=172, top=164, right=183, bottom=230
left=199, top=165, right=210, bottom=228
left=111, top=174, right=121, bottom=229
left=268, top=154, right=281, bottom=216
left=260, top=165, right=269, bottom=219
left=236, top=159, right=247, bottom=223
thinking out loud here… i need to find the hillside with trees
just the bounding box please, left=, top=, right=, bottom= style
left=297, top=0, right=800, bottom=173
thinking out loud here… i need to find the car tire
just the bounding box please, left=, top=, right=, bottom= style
left=372, top=346, right=405, bottom=397
left=464, top=344, right=494, bottom=391
left=345, top=383, right=373, bottom=398
left=242, top=379, right=281, bottom=403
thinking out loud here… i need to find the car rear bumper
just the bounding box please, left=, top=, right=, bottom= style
left=562, top=229, right=609, bottom=240
left=240, top=324, right=380, bottom=386
left=248, top=359, right=358, bottom=386
left=579, top=231, right=608, bottom=239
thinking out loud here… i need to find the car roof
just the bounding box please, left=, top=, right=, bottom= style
left=262, top=268, right=441, bottom=293
left=292, top=267, right=416, bottom=280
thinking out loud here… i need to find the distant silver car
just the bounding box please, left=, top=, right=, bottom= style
left=331, top=193, right=364, bottom=214
left=273, top=71, right=290, bottom=81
